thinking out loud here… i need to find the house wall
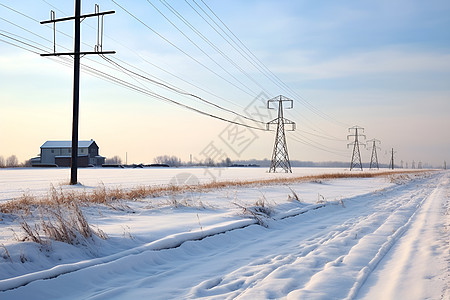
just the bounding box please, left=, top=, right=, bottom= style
left=41, top=147, right=90, bottom=165
left=55, top=155, right=89, bottom=167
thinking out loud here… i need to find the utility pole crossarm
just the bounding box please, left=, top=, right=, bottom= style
left=267, top=95, right=294, bottom=109
left=266, top=118, right=295, bottom=131
left=40, top=10, right=115, bottom=24
left=41, top=51, right=115, bottom=57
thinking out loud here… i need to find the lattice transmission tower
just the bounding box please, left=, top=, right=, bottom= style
left=347, top=125, right=366, bottom=171
left=367, top=138, right=381, bottom=170
left=388, top=148, right=396, bottom=170
left=267, top=95, right=296, bottom=173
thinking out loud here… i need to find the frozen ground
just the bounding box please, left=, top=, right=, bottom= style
left=0, top=168, right=448, bottom=299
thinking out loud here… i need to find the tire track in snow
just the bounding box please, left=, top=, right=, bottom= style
left=354, top=172, right=450, bottom=299
left=288, top=173, right=440, bottom=299
left=190, top=173, right=442, bottom=299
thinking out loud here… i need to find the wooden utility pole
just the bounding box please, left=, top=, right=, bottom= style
left=41, top=1, right=115, bottom=184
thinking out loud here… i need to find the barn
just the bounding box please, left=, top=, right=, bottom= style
left=31, top=140, right=105, bottom=167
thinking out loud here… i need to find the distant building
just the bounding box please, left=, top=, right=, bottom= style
left=31, top=140, right=105, bottom=167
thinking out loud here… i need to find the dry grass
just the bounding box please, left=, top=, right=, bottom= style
left=0, top=170, right=430, bottom=214
left=18, top=202, right=107, bottom=245
left=287, top=186, right=301, bottom=202
left=233, top=197, right=273, bottom=228
left=1, top=243, right=12, bottom=262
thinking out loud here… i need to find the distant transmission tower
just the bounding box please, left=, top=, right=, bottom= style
left=388, top=148, right=396, bottom=170
left=444, top=161, right=447, bottom=170
left=418, top=161, right=422, bottom=169
left=367, top=139, right=381, bottom=170
left=267, top=95, right=296, bottom=173
left=347, top=125, right=366, bottom=171
left=412, top=160, right=416, bottom=169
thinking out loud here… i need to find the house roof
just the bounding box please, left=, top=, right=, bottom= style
left=41, top=140, right=96, bottom=149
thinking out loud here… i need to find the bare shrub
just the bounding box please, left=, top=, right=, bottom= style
left=105, top=155, right=122, bottom=165
left=5, top=155, right=18, bottom=167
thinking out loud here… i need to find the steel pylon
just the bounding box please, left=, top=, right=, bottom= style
left=267, top=95, right=295, bottom=173
left=367, top=139, right=381, bottom=170
left=347, top=125, right=365, bottom=171
left=388, top=148, right=396, bottom=170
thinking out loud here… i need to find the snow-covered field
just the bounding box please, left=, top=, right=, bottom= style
left=0, top=167, right=448, bottom=299
left=0, top=167, right=359, bottom=202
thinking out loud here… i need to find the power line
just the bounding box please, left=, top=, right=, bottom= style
left=87, top=59, right=268, bottom=131
left=156, top=0, right=270, bottom=94
left=101, top=55, right=267, bottom=126
left=0, top=18, right=268, bottom=133
left=145, top=0, right=264, bottom=95
left=24, top=0, right=251, bottom=115
left=110, top=0, right=256, bottom=97
left=2, top=2, right=352, bottom=156
left=291, top=131, right=347, bottom=154
left=290, top=135, right=348, bottom=158
left=0, top=31, right=47, bottom=53
left=0, top=2, right=92, bottom=49
left=0, top=36, right=40, bottom=55
left=193, top=0, right=349, bottom=128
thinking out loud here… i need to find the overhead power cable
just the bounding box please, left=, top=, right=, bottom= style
left=291, top=131, right=347, bottom=154
left=155, top=0, right=270, bottom=95
left=295, top=128, right=346, bottom=142
left=145, top=0, right=261, bottom=96
left=0, top=2, right=91, bottom=49
left=290, top=135, right=348, bottom=158
left=110, top=0, right=256, bottom=97
left=0, top=36, right=40, bottom=54
left=0, top=31, right=47, bottom=54
left=101, top=55, right=267, bottom=125
left=194, top=0, right=349, bottom=128
left=1, top=30, right=268, bottom=132
left=36, top=0, right=249, bottom=114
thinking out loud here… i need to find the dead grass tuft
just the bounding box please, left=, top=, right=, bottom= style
left=18, top=202, right=107, bottom=246
left=0, top=244, right=12, bottom=262
left=234, top=196, right=273, bottom=227
left=287, top=186, right=301, bottom=202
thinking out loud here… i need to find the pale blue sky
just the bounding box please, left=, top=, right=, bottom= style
left=1, top=0, right=449, bottom=167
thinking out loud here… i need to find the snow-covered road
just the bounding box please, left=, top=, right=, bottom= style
left=0, top=171, right=448, bottom=299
